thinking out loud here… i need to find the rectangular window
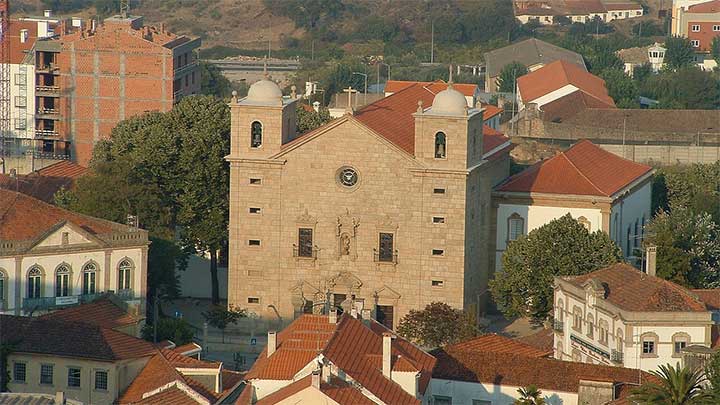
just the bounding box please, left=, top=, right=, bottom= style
left=642, top=340, right=655, bottom=354
left=184, top=75, right=189, bottom=86
left=432, top=249, right=445, bottom=256
left=14, top=96, right=26, bottom=107
left=472, top=401, right=491, bottom=405
left=192, top=71, right=196, bottom=85
left=297, top=228, right=314, bottom=258
left=433, top=188, right=446, bottom=194
left=249, top=207, right=261, bottom=214
left=303, top=300, right=314, bottom=314
left=692, top=24, right=700, bottom=32
left=247, top=297, right=260, bottom=304
left=249, top=178, right=262, bottom=185
left=68, top=367, right=81, bottom=388
left=714, top=25, right=720, bottom=31
left=434, top=396, right=452, bottom=405
left=378, top=233, right=394, bottom=262
left=95, top=370, right=108, bottom=390
left=13, top=362, right=26, bottom=383
left=0, top=278, right=4, bottom=301
left=508, top=216, right=524, bottom=241
left=674, top=340, right=687, bottom=354
left=14, top=73, right=26, bottom=84
left=691, top=40, right=700, bottom=48
left=376, top=305, right=394, bottom=329
left=40, top=364, right=53, bottom=385
left=14, top=119, right=26, bottom=130
left=432, top=216, right=446, bottom=224
left=432, top=280, right=444, bottom=287
left=248, top=239, right=261, bottom=246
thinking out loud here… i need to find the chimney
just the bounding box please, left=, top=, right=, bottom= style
left=382, top=332, right=393, bottom=379
left=267, top=331, right=277, bottom=357
left=55, top=391, right=65, bottom=404
left=311, top=368, right=321, bottom=389
left=329, top=309, right=337, bottom=324
left=44, top=9, right=53, bottom=17
left=646, top=245, right=657, bottom=277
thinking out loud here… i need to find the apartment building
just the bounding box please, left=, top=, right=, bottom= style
left=0, top=188, right=149, bottom=316
left=553, top=261, right=720, bottom=372
left=675, top=0, right=720, bottom=70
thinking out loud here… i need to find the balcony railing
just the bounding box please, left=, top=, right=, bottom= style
left=36, top=64, right=59, bottom=73
left=553, top=319, right=564, bottom=332
left=36, top=85, right=60, bottom=93
left=36, top=108, right=60, bottom=119
left=611, top=350, right=624, bottom=363
left=293, top=244, right=318, bottom=259
left=23, top=291, right=135, bottom=312
left=174, top=61, right=198, bottom=78
left=35, top=129, right=59, bottom=137
left=373, top=249, right=398, bottom=264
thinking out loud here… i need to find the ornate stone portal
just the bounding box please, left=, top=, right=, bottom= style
left=336, top=209, right=360, bottom=260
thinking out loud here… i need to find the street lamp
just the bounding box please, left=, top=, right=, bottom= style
left=352, top=72, right=368, bottom=106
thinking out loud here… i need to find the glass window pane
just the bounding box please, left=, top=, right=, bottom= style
left=68, top=367, right=81, bottom=387
left=14, top=363, right=26, bottom=382
left=95, top=370, right=108, bottom=390
left=298, top=228, right=313, bottom=257
left=41, top=364, right=53, bottom=385
left=379, top=233, right=394, bottom=262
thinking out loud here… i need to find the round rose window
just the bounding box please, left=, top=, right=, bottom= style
left=338, top=167, right=359, bottom=187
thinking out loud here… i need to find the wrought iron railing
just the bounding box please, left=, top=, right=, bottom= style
left=553, top=319, right=564, bottom=332
left=611, top=350, right=624, bottom=363
left=293, top=244, right=318, bottom=259
left=373, top=249, right=398, bottom=264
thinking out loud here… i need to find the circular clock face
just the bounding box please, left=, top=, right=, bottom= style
left=338, top=167, right=358, bottom=187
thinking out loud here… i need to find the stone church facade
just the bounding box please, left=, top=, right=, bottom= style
left=226, top=78, right=512, bottom=329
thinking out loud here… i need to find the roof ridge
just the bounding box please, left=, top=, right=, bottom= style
left=559, top=149, right=608, bottom=196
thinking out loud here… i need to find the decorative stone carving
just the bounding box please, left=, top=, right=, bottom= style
left=327, top=271, right=363, bottom=292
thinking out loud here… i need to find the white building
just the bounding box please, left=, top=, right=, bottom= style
left=0, top=189, right=149, bottom=316
left=492, top=140, right=653, bottom=271
left=617, top=43, right=667, bottom=77
left=553, top=261, right=720, bottom=372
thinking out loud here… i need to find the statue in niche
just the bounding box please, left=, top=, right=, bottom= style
left=336, top=209, right=359, bottom=260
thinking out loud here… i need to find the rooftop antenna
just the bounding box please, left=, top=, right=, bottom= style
left=120, top=0, right=129, bottom=18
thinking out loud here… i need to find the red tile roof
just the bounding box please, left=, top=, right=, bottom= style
left=447, top=333, right=552, bottom=358
left=133, top=386, right=202, bottom=405
left=0, top=315, right=156, bottom=362
left=563, top=263, right=708, bottom=312
left=0, top=188, right=139, bottom=241
left=482, top=103, right=504, bottom=120
left=540, top=90, right=617, bottom=122
left=255, top=375, right=376, bottom=405
left=355, top=83, right=510, bottom=157
left=385, top=80, right=477, bottom=97
left=174, top=342, right=203, bottom=355
left=515, top=328, right=555, bottom=355
left=7, top=20, right=40, bottom=64
left=246, top=314, right=436, bottom=405
left=160, top=348, right=219, bottom=369
left=495, top=140, right=652, bottom=197
left=0, top=161, right=88, bottom=204
left=692, top=289, right=720, bottom=310
left=40, top=297, right=141, bottom=330
left=517, top=60, right=615, bottom=107
left=432, top=348, right=652, bottom=394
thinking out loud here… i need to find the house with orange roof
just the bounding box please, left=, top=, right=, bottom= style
left=553, top=262, right=720, bottom=372
left=516, top=59, right=616, bottom=113
left=0, top=160, right=87, bottom=203
left=492, top=140, right=653, bottom=269
left=226, top=75, right=514, bottom=327
left=0, top=188, right=149, bottom=316
left=237, top=311, right=435, bottom=404
left=428, top=330, right=654, bottom=405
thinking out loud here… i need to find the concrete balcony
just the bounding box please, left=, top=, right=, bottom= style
left=35, top=129, right=59, bottom=137
left=36, top=64, right=60, bottom=74
left=36, top=108, right=61, bottom=119
left=36, top=85, right=60, bottom=97
left=174, top=61, right=199, bottom=79
left=23, top=291, right=135, bottom=312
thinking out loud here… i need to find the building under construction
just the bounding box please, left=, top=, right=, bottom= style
left=0, top=2, right=201, bottom=173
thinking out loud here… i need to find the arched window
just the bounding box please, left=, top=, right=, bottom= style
left=572, top=307, right=582, bottom=331
left=634, top=219, right=639, bottom=249
left=55, top=265, right=71, bottom=297
left=28, top=267, right=42, bottom=299
left=250, top=121, right=263, bottom=148
left=118, top=260, right=133, bottom=291
left=82, top=263, right=97, bottom=296
left=672, top=332, right=690, bottom=357
left=599, top=319, right=609, bottom=345
left=640, top=332, right=658, bottom=357
left=626, top=226, right=632, bottom=256
left=0, top=269, right=6, bottom=303
left=507, top=213, right=525, bottom=242
left=434, top=132, right=446, bottom=159
left=586, top=313, right=594, bottom=338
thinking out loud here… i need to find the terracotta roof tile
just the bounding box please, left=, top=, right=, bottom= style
left=39, top=297, right=140, bottom=330
left=563, top=263, right=707, bottom=312
left=0, top=315, right=155, bottom=362
left=540, top=91, right=616, bottom=122
left=482, top=103, right=503, bottom=120
left=0, top=189, right=134, bottom=241
left=255, top=376, right=312, bottom=405
left=160, top=348, right=219, bottom=369
left=447, top=333, right=552, bottom=357
left=517, top=60, right=615, bottom=107
left=133, top=386, right=202, bottom=404
left=0, top=161, right=87, bottom=204
left=432, top=348, right=652, bottom=393
left=689, top=0, right=720, bottom=13
left=484, top=38, right=586, bottom=78
left=322, top=377, right=376, bottom=405
left=514, top=329, right=555, bottom=355
left=174, top=342, right=203, bottom=355
left=385, top=80, right=477, bottom=97
left=692, top=289, right=720, bottom=310
left=495, top=140, right=652, bottom=197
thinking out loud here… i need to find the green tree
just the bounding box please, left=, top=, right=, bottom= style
left=296, top=103, right=332, bottom=133
left=664, top=36, right=695, bottom=69
left=645, top=205, right=720, bottom=288
left=173, top=96, right=231, bottom=305
left=631, top=364, right=715, bottom=404
left=396, top=302, right=479, bottom=348
left=200, top=61, right=233, bottom=99
left=642, top=67, right=720, bottom=109
left=600, top=68, right=638, bottom=107
left=515, top=385, right=547, bottom=405
left=497, top=62, right=528, bottom=93
left=202, top=305, right=247, bottom=343
left=141, top=317, right=195, bottom=345
left=712, top=37, right=720, bottom=68
left=490, top=214, right=622, bottom=323
left=706, top=350, right=720, bottom=398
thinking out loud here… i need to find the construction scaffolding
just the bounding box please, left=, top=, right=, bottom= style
left=0, top=0, right=9, bottom=174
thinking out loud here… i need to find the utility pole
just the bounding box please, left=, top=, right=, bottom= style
left=430, top=21, right=435, bottom=64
